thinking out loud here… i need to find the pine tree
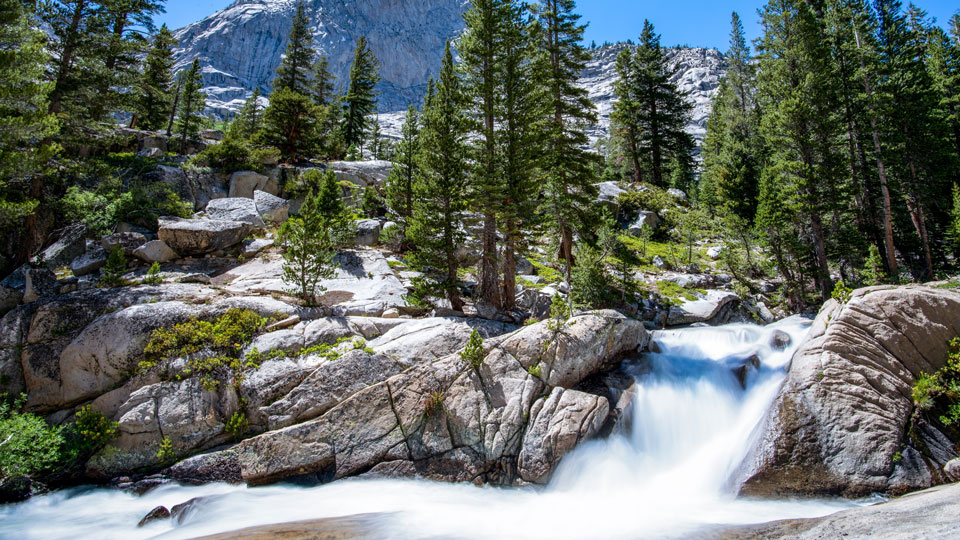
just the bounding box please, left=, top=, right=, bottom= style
left=229, top=88, right=264, bottom=140
left=611, top=20, right=694, bottom=187
left=0, top=0, right=59, bottom=228
left=258, top=86, right=321, bottom=162
left=343, top=36, right=381, bottom=152
left=701, top=12, right=763, bottom=222
left=279, top=184, right=337, bottom=305
left=274, top=1, right=315, bottom=96
left=133, top=24, right=176, bottom=131
left=368, top=117, right=383, bottom=159
left=383, top=105, right=420, bottom=243
left=756, top=0, right=845, bottom=300
left=459, top=0, right=515, bottom=310
left=532, top=0, right=598, bottom=290
left=312, top=55, right=336, bottom=107
left=407, top=43, right=470, bottom=312
left=499, top=2, right=544, bottom=310
left=95, top=0, right=164, bottom=120
left=175, top=58, right=206, bottom=154
left=949, top=184, right=960, bottom=259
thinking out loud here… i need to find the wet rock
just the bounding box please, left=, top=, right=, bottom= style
left=739, top=285, right=960, bottom=497
left=137, top=506, right=171, bottom=527
left=769, top=329, right=791, bottom=351
left=0, top=475, right=46, bottom=504
left=518, top=388, right=609, bottom=484
left=157, top=217, right=251, bottom=256
left=731, top=354, right=761, bottom=389
left=945, top=458, right=960, bottom=482
left=666, top=290, right=739, bottom=326
left=166, top=446, right=243, bottom=485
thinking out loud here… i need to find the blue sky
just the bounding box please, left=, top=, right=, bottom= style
left=157, top=0, right=958, bottom=50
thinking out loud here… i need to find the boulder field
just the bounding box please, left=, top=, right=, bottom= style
left=737, top=284, right=960, bottom=497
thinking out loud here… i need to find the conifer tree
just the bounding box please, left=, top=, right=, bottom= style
left=229, top=88, right=264, bottom=140
left=258, top=87, right=321, bottom=162
left=499, top=2, right=544, bottom=309
left=279, top=185, right=337, bottom=305
left=701, top=12, right=763, bottom=222
left=312, top=55, right=336, bottom=107
left=407, top=43, right=470, bottom=312
left=343, top=36, right=381, bottom=152
left=274, top=1, right=315, bottom=96
left=383, top=105, right=420, bottom=244
left=175, top=58, right=206, bottom=154
left=369, top=117, right=383, bottom=159
left=95, top=0, right=164, bottom=120
left=460, top=0, right=515, bottom=309
left=0, top=0, right=59, bottom=227
left=611, top=20, right=694, bottom=187
left=755, top=0, right=845, bottom=299
left=133, top=24, right=176, bottom=131
left=532, top=0, right=598, bottom=290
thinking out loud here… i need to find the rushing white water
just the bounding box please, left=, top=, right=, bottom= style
left=0, top=318, right=858, bottom=540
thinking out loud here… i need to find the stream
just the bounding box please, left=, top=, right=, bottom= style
left=0, top=318, right=862, bottom=539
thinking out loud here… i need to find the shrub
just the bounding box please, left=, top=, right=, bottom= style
left=527, top=364, right=542, bottom=378
left=142, top=262, right=163, bottom=285
left=831, top=281, right=853, bottom=304
left=71, top=405, right=119, bottom=454
left=461, top=330, right=485, bottom=370
left=424, top=391, right=445, bottom=417
left=192, top=136, right=257, bottom=173
left=224, top=411, right=248, bottom=442
left=570, top=245, right=613, bottom=309
left=100, top=248, right=128, bottom=288
left=912, top=338, right=960, bottom=428
left=156, top=436, right=175, bottom=464
left=0, top=395, right=65, bottom=478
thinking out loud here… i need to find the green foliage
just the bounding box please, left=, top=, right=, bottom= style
left=175, top=58, right=207, bottom=154
left=71, top=404, right=119, bottom=454
left=424, top=391, right=445, bottom=417
left=134, top=25, right=177, bottom=131
left=193, top=137, right=262, bottom=173
left=860, top=244, right=887, bottom=286
left=831, top=281, right=853, bottom=304
left=527, top=364, right=542, bottom=378
left=0, top=395, right=65, bottom=479
left=383, top=105, right=420, bottom=239
left=142, top=262, right=163, bottom=285
left=461, top=329, right=485, bottom=370
left=257, top=86, right=322, bottom=162
left=361, top=186, right=383, bottom=218
left=140, top=309, right=269, bottom=388
left=156, top=436, right=175, bottom=464
left=912, top=338, right=960, bottom=428
left=224, top=411, right=248, bottom=442
left=61, top=178, right=192, bottom=236
left=274, top=1, right=316, bottom=96
left=100, top=248, right=128, bottom=288
left=948, top=184, right=960, bottom=259
left=571, top=244, right=613, bottom=309
left=343, top=36, right=381, bottom=149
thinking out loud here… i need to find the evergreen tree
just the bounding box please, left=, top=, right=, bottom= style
left=343, top=36, right=381, bottom=151
left=0, top=0, right=59, bottom=228
left=499, top=1, right=544, bottom=309
left=258, top=86, right=321, bottom=162
left=133, top=24, right=176, bottom=131
left=407, top=43, right=470, bottom=312
left=383, top=105, right=420, bottom=243
left=312, top=55, right=336, bottom=107
left=532, top=0, right=598, bottom=290
left=701, top=12, right=763, bottom=222
left=95, top=0, right=164, bottom=120
left=274, top=1, right=315, bottom=95
left=611, top=20, right=695, bottom=187
left=279, top=185, right=337, bottom=305
left=229, top=88, right=264, bottom=140
left=368, top=117, right=383, bottom=159
left=175, top=58, right=206, bottom=154
left=459, top=0, right=515, bottom=309
left=755, top=0, right=845, bottom=300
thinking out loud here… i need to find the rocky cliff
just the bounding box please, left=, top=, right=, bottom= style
left=174, top=1, right=725, bottom=144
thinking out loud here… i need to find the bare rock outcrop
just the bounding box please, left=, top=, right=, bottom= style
left=738, top=285, right=960, bottom=497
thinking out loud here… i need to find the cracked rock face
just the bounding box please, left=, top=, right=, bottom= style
left=737, top=285, right=960, bottom=497
left=236, top=310, right=647, bottom=486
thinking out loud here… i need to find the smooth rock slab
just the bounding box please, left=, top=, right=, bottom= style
left=158, top=217, right=251, bottom=256
left=204, top=198, right=266, bottom=230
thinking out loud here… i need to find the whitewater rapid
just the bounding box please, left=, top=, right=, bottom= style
left=0, top=318, right=858, bottom=540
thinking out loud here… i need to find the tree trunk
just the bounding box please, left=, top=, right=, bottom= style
left=480, top=212, right=501, bottom=308
left=166, top=77, right=183, bottom=137
left=48, top=1, right=86, bottom=115
left=502, top=224, right=517, bottom=311
left=905, top=155, right=935, bottom=279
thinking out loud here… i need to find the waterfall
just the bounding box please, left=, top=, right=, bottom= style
left=0, top=318, right=856, bottom=540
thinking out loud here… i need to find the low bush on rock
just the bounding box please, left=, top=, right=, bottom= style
left=139, top=309, right=274, bottom=390
left=0, top=395, right=64, bottom=479
left=461, top=330, right=485, bottom=370
left=913, top=338, right=960, bottom=429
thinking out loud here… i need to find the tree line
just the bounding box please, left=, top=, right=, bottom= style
left=700, top=0, right=960, bottom=305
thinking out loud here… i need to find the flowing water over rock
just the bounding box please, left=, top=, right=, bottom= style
left=0, top=319, right=859, bottom=540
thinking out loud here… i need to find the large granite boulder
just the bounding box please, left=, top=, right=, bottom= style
left=229, top=171, right=278, bottom=199
left=70, top=249, right=107, bottom=277
left=627, top=211, right=659, bottom=235
left=594, top=181, right=626, bottom=211
left=235, top=311, right=647, bottom=486
left=368, top=317, right=517, bottom=366
left=666, top=290, right=740, bottom=326
left=327, top=161, right=392, bottom=188
left=253, top=190, right=289, bottom=226
left=34, top=225, right=87, bottom=270
left=133, top=240, right=179, bottom=264
left=204, top=198, right=266, bottom=230
left=354, top=219, right=381, bottom=246
left=738, top=285, right=960, bottom=497
left=158, top=217, right=251, bottom=256
left=517, top=387, right=609, bottom=484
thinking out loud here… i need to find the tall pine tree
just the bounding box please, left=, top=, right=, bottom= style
left=133, top=24, right=176, bottom=131
left=383, top=104, right=420, bottom=244
left=407, top=44, right=470, bottom=312
left=274, top=1, right=315, bottom=96
left=175, top=58, right=206, bottom=154
left=343, top=36, right=381, bottom=152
